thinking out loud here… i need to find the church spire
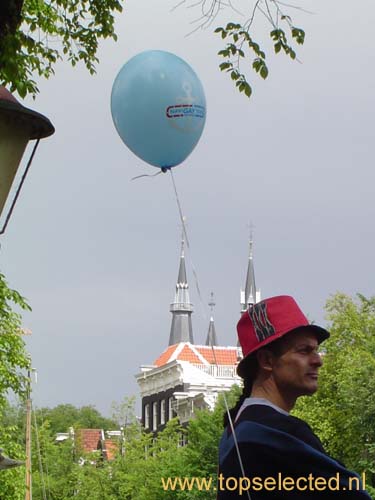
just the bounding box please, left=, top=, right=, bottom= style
left=240, top=229, right=260, bottom=313
left=168, top=234, right=194, bottom=345
left=205, top=292, right=219, bottom=346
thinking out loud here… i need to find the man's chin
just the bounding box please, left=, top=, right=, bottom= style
left=304, top=384, right=318, bottom=395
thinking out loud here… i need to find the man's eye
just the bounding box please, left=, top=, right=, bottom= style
left=297, top=347, right=321, bottom=356
left=297, top=347, right=319, bottom=355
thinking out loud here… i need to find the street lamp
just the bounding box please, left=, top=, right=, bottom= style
left=0, top=448, right=24, bottom=470
left=0, top=86, right=55, bottom=234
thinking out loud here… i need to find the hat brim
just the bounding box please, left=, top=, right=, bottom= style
left=236, top=324, right=330, bottom=379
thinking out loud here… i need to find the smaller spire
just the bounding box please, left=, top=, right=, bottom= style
left=177, top=234, right=187, bottom=284
left=205, top=292, right=219, bottom=346
left=240, top=225, right=260, bottom=313
left=169, top=228, right=193, bottom=346
left=249, top=231, right=253, bottom=258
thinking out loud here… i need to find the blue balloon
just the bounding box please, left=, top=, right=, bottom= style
left=111, top=50, right=206, bottom=169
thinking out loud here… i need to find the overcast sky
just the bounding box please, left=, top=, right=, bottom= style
left=1, top=1, right=374, bottom=416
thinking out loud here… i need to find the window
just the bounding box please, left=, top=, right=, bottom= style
left=160, top=400, right=166, bottom=425
left=168, top=397, right=174, bottom=420
left=144, top=404, right=150, bottom=429
left=178, top=432, right=187, bottom=447
left=153, top=402, right=158, bottom=431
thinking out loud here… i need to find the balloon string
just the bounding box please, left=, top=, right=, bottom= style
left=208, top=343, right=252, bottom=500
left=169, top=169, right=207, bottom=322
left=169, top=169, right=252, bottom=500
left=131, top=170, right=164, bottom=181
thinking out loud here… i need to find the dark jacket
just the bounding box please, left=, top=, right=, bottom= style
left=218, top=404, right=371, bottom=499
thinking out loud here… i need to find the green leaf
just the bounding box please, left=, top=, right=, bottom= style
left=252, top=58, right=261, bottom=72
left=260, top=64, right=268, bottom=79
left=270, top=29, right=279, bottom=41
left=292, top=27, right=305, bottom=45
left=226, top=22, right=241, bottom=30
left=244, top=83, right=252, bottom=97
left=219, top=62, right=231, bottom=71
left=218, top=49, right=230, bottom=57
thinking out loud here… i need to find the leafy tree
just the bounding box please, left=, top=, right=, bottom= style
left=0, top=423, right=25, bottom=500
left=0, top=0, right=307, bottom=99
left=30, top=398, right=140, bottom=499
left=110, top=418, right=185, bottom=500
left=35, top=403, right=117, bottom=434
left=72, top=459, right=118, bottom=500
left=0, top=273, right=30, bottom=498
left=175, top=386, right=241, bottom=500
left=76, top=404, right=117, bottom=430
left=31, top=420, right=77, bottom=500
left=0, top=0, right=123, bottom=97
left=0, top=272, right=30, bottom=408
left=179, top=0, right=306, bottom=98
left=107, top=387, right=240, bottom=500
left=293, top=293, right=375, bottom=498
left=30, top=412, right=119, bottom=499
left=111, top=395, right=137, bottom=429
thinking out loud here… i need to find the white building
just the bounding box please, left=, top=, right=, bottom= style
left=135, top=235, right=260, bottom=432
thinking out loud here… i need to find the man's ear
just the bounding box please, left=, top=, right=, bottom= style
left=256, top=349, right=275, bottom=373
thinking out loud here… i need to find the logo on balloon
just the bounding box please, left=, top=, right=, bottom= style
left=166, top=104, right=205, bottom=119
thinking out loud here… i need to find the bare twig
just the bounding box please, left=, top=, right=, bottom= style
left=227, top=0, right=245, bottom=17
left=264, top=0, right=278, bottom=28
left=243, top=0, right=262, bottom=31
left=170, top=0, right=186, bottom=13
left=256, top=3, right=275, bottom=26
left=272, top=0, right=315, bottom=15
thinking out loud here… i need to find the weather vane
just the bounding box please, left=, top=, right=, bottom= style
left=208, top=291, right=216, bottom=314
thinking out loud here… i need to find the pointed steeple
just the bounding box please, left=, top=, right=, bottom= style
left=205, top=292, right=219, bottom=346
left=240, top=230, right=260, bottom=313
left=168, top=235, right=194, bottom=345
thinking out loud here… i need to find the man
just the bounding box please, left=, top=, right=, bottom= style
left=217, top=295, right=370, bottom=499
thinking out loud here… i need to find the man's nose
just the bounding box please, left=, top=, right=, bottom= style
left=311, top=352, right=323, bottom=367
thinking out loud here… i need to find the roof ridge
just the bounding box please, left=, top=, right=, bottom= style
left=195, top=345, right=238, bottom=350
left=188, top=344, right=210, bottom=365
left=170, top=342, right=187, bottom=362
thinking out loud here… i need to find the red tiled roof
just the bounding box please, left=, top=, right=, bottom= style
left=177, top=344, right=203, bottom=364
left=195, top=346, right=238, bottom=365
left=76, top=429, right=101, bottom=454
left=103, top=439, right=119, bottom=461
left=154, top=343, right=238, bottom=367
left=154, top=344, right=178, bottom=367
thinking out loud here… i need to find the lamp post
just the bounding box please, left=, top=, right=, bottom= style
left=0, top=449, right=24, bottom=470
left=0, top=86, right=54, bottom=234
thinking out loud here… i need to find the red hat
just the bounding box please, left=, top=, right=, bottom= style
left=237, top=295, right=330, bottom=378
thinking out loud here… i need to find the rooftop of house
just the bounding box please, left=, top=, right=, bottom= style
left=154, top=342, right=239, bottom=368
left=76, top=429, right=102, bottom=454
left=101, top=439, right=119, bottom=461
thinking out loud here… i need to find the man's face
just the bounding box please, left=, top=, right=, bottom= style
left=270, top=329, right=323, bottom=399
